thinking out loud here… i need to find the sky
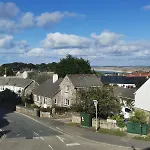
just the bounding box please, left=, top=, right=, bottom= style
left=0, top=0, right=150, bottom=66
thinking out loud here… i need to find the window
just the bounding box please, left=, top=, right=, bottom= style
left=65, top=86, right=69, bottom=92
left=55, top=99, right=57, bottom=104
left=64, top=99, right=70, bottom=106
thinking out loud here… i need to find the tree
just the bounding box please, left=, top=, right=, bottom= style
left=0, top=67, right=5, bottom=76
left=72, top=85, right=121, bottom=118
left=55, top=55, right=92, bottom=77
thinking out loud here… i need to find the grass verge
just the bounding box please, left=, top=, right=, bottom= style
left=98, top=128, right=127, bottom=137
left=133, top=135, right=150, bottom=141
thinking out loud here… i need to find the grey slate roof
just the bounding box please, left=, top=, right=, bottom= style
left=113, top=86, right=136, bottom=100
left=33, top=78, right=63, bottom=98
left=0, top=77, right=33, bottom=88
left=67, top=74, right=103, bottom=88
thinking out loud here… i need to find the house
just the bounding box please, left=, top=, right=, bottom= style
left=113, top=86, right=136, bottom=119
left=134, top=78, right=150, bottom=112
left=33, top=74, right=63, bottom=108
left=33, top=74, right=103, bottom=108
left=0, top=77, right=38, bottom=96
left=101, top=76, right=147, bottom=88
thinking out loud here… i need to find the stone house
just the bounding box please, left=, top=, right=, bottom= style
left=33, top=74, right=103, bottom=108
left=0, top=77, right=38, bottom=96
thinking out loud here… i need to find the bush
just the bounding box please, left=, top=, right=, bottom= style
left=130, top=110, right=148, bottom=124
left=54, top=106, right=71, bottom=114
left=31, top=104, right=39, bottom=108
left=40, top=107, right=52, bottom=113
left=116, top=115, right=126, bottom=128
left=108, top=114, right=126, bottom=128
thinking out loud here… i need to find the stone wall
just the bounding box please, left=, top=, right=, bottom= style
left=72, top=114, right=81, bottom=123
left=16, top=106, right=37, bottom=116
left=72, top=115, right=126, bottom=131
left=40, top=111, right=51, bottom=118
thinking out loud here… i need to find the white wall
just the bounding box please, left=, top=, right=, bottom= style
left=135, top=79, right=150, bottom=111
left=0, top=85, right=23, bottom=94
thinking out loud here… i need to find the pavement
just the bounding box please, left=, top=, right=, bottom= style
left=0, top=108, right=149, bottom=150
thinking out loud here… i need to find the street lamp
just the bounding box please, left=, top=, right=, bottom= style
left=93, top=100, right=98, bottom=131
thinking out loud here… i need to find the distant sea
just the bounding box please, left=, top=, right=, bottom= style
left=99, top=71, right=123, bottom=74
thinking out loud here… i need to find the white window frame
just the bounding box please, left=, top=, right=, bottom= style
left=65, top=86, right=69, bottom=93
left=54, top=99, right=57, bottom=104
left=64, top=99, right=70, bottom=106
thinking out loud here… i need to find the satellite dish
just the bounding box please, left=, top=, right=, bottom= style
left=22, top=71, right=28, bottom=79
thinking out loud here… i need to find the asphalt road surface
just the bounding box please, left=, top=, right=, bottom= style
left=0, top=108, right=131, bottom=150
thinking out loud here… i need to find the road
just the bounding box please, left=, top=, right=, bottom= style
left=0, top=108, right=131, bottom=150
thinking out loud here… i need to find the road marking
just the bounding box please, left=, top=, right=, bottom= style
left=40, top=137, right=44, bottom=141
left=16, top=133, right=20, bottom=136
left=34, top=132, right=39, bottom=137
left=56, top=127, right=63, bottom=131
left=48, top=145, right=54, bottom=150
left=66, top=143, right=80, bottom=146
left=0, top=129, right=6, bottom=142
left=56, top=135, right=65, bottom=143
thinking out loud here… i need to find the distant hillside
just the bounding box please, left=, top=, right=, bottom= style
left=1, top=62, right=57, bottom=72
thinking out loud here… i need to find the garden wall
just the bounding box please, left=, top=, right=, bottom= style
left=16, top=106, right=37, bottom=116
left=72, top=115, right=126, bottom=131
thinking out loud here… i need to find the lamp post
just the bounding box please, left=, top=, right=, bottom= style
left=93, top=100, right=98, bottom=131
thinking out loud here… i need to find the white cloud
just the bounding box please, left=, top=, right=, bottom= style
left=36, top=11, right=76, bottom=28
left=0, top=2, right=19, bottom=18
left=41, top=32, right=91, bottom=48
left=91, top=31, right=123, bottom=46
left=0, top=2, right=79, bottom=32
left=26, top=48, right=45, bottom=56
left=0, top=19, right=17, bottom=33
left=142, top=5, right=150, bottom=11
left=0, top=34, right=14, bottom=49
left=19, top=12, right=35, bottom=28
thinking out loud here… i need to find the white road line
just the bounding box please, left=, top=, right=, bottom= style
left=0, top=129, right=6, bottom=142
left=40, top=137, right=44, bottom=141
left=66, top=143, right=80, bottom=146
left=48, top=145, right=54, bottom=150
left=56, top=127, right=63, bottom=131
left=56, top=135, right=65, bottom=143
left=34, top=132, right=39, bottom=137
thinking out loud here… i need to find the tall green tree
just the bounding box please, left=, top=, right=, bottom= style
left=72, top=85, right=121, bottom=118
left=55, top=55, right=92, bottom=77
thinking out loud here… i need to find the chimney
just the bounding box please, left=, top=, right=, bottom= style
left=53, top=74, right=58, bottom=83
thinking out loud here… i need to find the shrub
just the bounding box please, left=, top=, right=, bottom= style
left=54, top=106, right=71, bottom=114
left=116, top=115, right=126, bottom=128
left=40, top=107, right=52, bottom=113
left=130, top=110, right=148, bottom=124
left=31, top=104, right=39, bottom=108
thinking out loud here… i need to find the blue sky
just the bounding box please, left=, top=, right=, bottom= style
left=0, top=0, right=150, bottom=66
